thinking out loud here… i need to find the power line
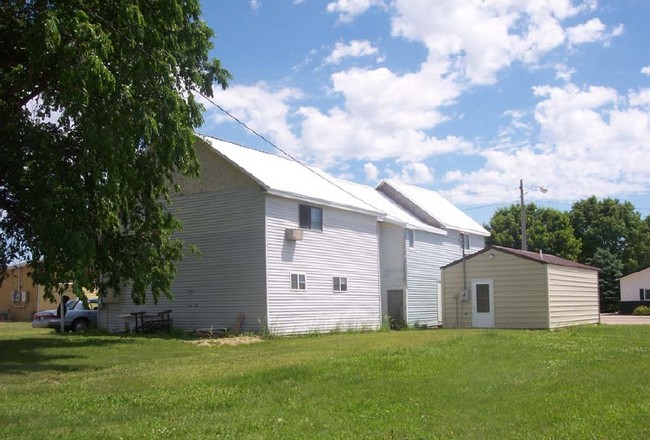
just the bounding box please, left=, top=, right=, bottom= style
left=76, top=1, right=385, bottom=214
left=462, top=201, right=518, bottom=211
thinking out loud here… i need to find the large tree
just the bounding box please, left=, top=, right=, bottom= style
left=1, top=1, right=230, bottom=303
left=586, top=248, right=623, bottom=312
left=569, top=197, right=650, bottom=311
left=486, top=203, right=581, bottom=260
left=569, top=197, right=649, bottom=274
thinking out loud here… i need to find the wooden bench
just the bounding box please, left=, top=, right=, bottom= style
left=131, top=310, right=173, bottom=333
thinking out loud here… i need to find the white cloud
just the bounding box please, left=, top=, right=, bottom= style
left=324, top=40, right=379, bottom=65
left=629, top=89, right=650, bottom=107
left=294, top=1, right=613, bottom=164
left=442, top=83, right=650, bottom=205
left=250, top=0, right=261, bottom=11
left=363, top=162, right=379, bottom=181
left=205, top=1, right=640, bottom=205
left=390, top=162, right=434, bottom=185
left=389, top=0, right=621, bottom=86
left=326, top=0, right=385, bottom=23
left=202, top=83, right=303, bottom=153
left=566, top=18, right=623, bottom=46
left=641, top=66, right=650, bottom=76
left=554, top=63, right=575, bottom=82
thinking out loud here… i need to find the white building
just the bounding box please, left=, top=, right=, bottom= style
left=619, top=267, right=650, bottom=314
left=99, top=135, right=487, bottom=334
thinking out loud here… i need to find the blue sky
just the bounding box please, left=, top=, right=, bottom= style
left=197, top=0, right=650, bottom=224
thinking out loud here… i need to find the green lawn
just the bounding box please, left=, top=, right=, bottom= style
left=1, top=323, right=649, bottom=439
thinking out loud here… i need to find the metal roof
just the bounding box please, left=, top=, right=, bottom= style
left=198, top=135, right=383, bottom=216
left=197, top=135, right=486, bottom=235
left=334, top=179, right=447, bottom=234
left=377, top=179, right=490, bottom=236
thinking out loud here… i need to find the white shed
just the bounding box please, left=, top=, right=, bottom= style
left=619, top=267, right=650, bottom=314
left=442, top=246, right=600, bottom=329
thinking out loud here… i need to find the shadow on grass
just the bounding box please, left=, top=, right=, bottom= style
left=0, top=336, right=125, bottom=375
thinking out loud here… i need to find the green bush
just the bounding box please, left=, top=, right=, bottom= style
left=632, top=305, right=650, bottom=316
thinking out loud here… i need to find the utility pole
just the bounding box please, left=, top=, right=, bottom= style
left=520, top=179, right=527, bottom=251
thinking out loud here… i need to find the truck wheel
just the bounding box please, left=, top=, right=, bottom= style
left=72, top=319, right=89, bottom=333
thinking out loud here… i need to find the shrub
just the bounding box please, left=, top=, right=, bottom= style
left=632, top=306, right=650, bottom=316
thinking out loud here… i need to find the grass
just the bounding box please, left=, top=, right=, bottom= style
left=2, top=323, right=650, bottom=439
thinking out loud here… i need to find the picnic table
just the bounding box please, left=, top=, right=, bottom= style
left=131, top=309, right=173, bottom=333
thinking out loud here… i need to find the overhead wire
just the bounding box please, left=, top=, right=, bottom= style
left=77, top=0, right=386, bottom=214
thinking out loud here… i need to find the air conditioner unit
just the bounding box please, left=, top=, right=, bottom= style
left=284, top=228, right=304, bottom=241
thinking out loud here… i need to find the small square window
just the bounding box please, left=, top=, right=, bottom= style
left=291, top=273, right=306, bottom=290
left=299, top=205, right=323, bottom=231
left=645, top=289, right=650, bottom=301
left=405, top=229, right=414, bottom=248
left=333, top=276, right=348, bottom=292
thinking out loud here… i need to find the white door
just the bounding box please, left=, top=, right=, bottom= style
left=471, top=279, right=494, bottom=328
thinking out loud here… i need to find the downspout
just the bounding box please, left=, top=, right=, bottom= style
left=460, top=233, right=467, bottom=328
left=403, top=229, right=408, bottom=325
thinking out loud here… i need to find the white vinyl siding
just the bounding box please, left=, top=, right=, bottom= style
left=620, top=268, right=650, bottom=302
left=405, top=230, right=457, bottom=326
left=547, top=266, right=599, bottom=328
left=265, top=196, right=381, bottom=334
left=406, top=230, right=483, bottom=327
left=101, top=188, right=267, bottom=333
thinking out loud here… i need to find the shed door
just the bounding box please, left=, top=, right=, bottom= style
left=471, top=279, right=494, bottom=328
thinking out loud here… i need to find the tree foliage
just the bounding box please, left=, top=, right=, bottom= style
left=0, top=1, right=230, bottom=303
left=486, top=203, right=581, bottom=260
left=586, top=248, right=623, bottom=312
left=570, top=196, right=650, bottom=274
left=569, top=197, right=650, bottom=311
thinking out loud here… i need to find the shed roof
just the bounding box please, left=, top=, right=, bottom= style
left=442, top=245, right=599, bottom=271
left=377, top=179, right=489, bottom=236
left=197, top=135, right=383, bottom=216
left=334, top=179, right=447, bottom=235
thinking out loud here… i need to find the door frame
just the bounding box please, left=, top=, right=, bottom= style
left=471, top=279, right=494, bottom=328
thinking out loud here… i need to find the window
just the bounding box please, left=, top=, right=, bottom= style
left=641, top=289, right=650, bottom=301
left=475, top=283, right=490, bottom=313
left=333, top=276, right=348, bottom=292
left=290, top=273, right=306, bottom=290
left=299, top=204, right=323, bottom=230
left=461, top=233, right=470, bottom=250
left=405, top=229, right=414, bottom=248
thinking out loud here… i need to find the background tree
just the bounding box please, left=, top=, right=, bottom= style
left=486, top=203, right=581, bottom=260
left=570, top=197, right=649, bottom=274
left=586, top=248, right=623, bottom=312
left=1, top=1, right=230, bottom=303
left=569, top=197, right=650, bottom=311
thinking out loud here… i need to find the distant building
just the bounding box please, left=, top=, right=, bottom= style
left=619, top=267, right=650, bottom=314
left=0, top=264, right=58, bottom=321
